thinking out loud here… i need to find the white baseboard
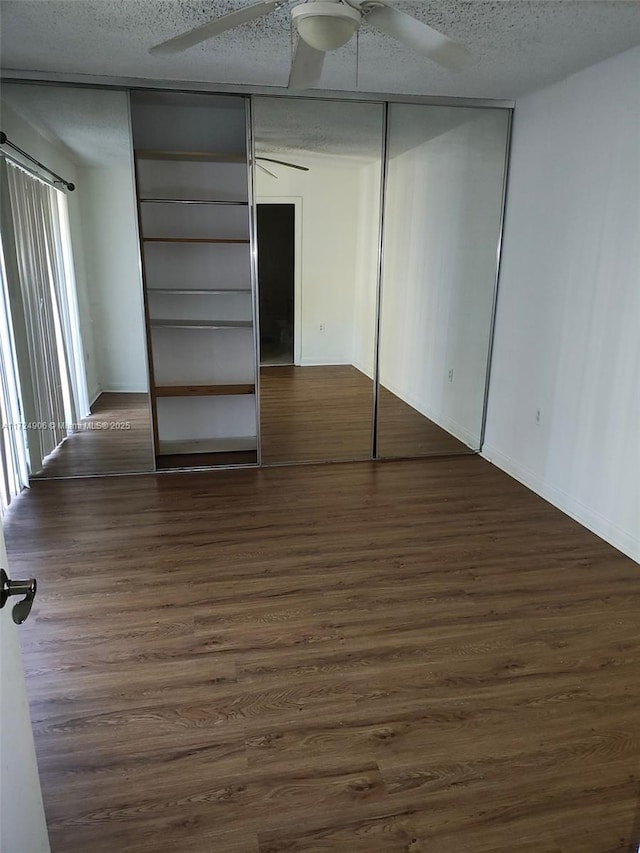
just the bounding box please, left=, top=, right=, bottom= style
left=351, top=358, right=374, bottom=381
left=88, top=385, right=101, bottom=407
left=299, top=358, right=351, bottom=367
left=100, top=384, right=149, bottom=394
left=481, top=444, right=640, bottom=564
left=379, top=378, right=478, bottom=449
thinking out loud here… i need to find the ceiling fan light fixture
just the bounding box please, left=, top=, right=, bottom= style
left=292, top=2, right=361, bottom=52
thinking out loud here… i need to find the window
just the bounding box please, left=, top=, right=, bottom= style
left=0, top=158, right=88, bottom=492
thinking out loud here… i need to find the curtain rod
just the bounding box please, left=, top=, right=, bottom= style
left=0, top=131, right=75, bottom=191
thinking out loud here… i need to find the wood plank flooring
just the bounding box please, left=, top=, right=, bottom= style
left=259, top=365, right=373, bottom=463
left=35, top=369, right=468, bottom=477
left=33, top=392, right=154, bottom=479
left=260, top=365, right=469, bottom=464
left=5, top=457, right=640, bottom=852
left=377, top=384, right=471, bottom=459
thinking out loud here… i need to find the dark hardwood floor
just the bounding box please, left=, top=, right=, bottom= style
left=259, top=365, right=373, bottom=464
left=5, top=456, right=640, bottom=853
left=377, top=384, right=471, bottom=458
left=260, top=365, right=469, bottom=464
left=34, top=369, right=468, bottom=477
left=33, top=392, right=154, bottom=479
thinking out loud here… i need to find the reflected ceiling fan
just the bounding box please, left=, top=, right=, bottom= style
left=255, top=155, right=309, bottom=177
left=150, top=0, right=470, bottom=90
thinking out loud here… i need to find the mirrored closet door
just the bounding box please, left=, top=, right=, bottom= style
left=252, top=97, right=384, bottom=465
left=1, top=81, right=511, bottom=480
left=0, top=82, right=155, bottom=479
left=376, top=104, right=511, bottom=459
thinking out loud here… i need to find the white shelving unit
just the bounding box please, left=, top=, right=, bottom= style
left=130, top=92, right=257, bottom=465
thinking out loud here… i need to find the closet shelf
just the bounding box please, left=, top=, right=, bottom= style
left=142, top=238, right=250, bottom=244
left=154, top=383, right=255, bottom=397
left=139, top=198, right=249, bottom=206
left=157, top=437, right=257, bottom=455
left=150, top=319, right=252, bottom=329
left=136, top=150, right=245, bottom=163
left=132, top=94, right=255, bottom=468
left=147, top=288, right=251, bottom=295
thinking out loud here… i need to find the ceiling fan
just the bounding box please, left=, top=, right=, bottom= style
left=150, top=0, right=470, bottom=90
left=255, top=155, right=310, bottom=177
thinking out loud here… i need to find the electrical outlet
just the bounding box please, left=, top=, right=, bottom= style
left=448, top=369, right=454, bottom=383
left=535, top=409, right=541, bottom=425
left=319, top=323, right=325, bottom=332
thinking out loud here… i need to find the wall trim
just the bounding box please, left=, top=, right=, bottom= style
left=351, top=357, right=374, bottom=381
left=100, top=384, right=149, bottom=394
left=380, top=376, right=478, bottom=450
left=299, top=358, right=352, bottom=368
left=482, top=444, right=640, bottom=564
left=88, top=384, right=101, bottom=407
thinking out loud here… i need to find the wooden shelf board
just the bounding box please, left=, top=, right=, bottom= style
left=154, top=384, right=255, bottom=397
left=147, top=288, right=251, bottom=295
left=135, top=150, right=246, bottom=163
left=155, top=449, right=257, bottom=469
left=139, top=198, right=248, bottom=205
left=157, top=437, right=257, bottom=455
left=150, top=319, right=252, bottom=329
left=142, top=238, right=250, bottom=244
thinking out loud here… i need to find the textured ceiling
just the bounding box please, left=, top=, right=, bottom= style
left=1, top=84, right=133, bottom=166
left=254, top=96, right=385, bottom=160
left=0, top=83, right=502, bottom=168
left=1, top=1, right=640, bottom=99
left=252, top=98, right=498, bottom=161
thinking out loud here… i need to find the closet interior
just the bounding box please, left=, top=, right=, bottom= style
left=131, top=91, right=258, bottom=468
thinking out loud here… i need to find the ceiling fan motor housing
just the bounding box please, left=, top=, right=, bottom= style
left=292, top=1, right=361, bottom=51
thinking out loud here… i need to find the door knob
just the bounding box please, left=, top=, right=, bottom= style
left=0, top=568, right=37, bottom=625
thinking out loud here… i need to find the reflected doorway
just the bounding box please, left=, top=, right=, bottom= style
left=258, top=203, right=295, bottom=366
left=253, top=96, right=384, bottom=466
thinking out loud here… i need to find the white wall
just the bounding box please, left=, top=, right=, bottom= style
left=379, top=109, right=509, bottom=448
left=256, top=153, right=379, bottom=368
left=484, top=45, right=640, bottom=562
left=1, top=94, right=148, bottom=400
left=352, top=159, right=381, bottom=378
left=0, top=99, right=99, bottom=400
left=76, top=165, right=147, bottom=393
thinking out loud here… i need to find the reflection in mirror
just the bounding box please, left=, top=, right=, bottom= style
left=0, top=83, right=154, bottom=478
left=377, top=105, right=510, bottom=458
left=253, top=97, right=384, bottom=464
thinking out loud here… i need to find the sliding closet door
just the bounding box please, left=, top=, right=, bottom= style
left=252, top=97, right=384, bottom=465
left=376, top=105, right=510, bottom=458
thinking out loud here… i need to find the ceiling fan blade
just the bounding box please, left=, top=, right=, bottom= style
left=257, top=156, right=309, bottom=172
left=288, top=38, right=325, bottom=90
left=366, top=6, right=470, bottom=71
left=257, top=162, right=279, bottom=179
left=150, top=0, right=281, bottom=54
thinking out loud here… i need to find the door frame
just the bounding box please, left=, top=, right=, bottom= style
left=255, top=197, right=303, bottom=366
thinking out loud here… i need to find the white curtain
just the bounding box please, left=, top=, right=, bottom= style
left=0, top=232, right=29, bottom=512
left=4, top=161, right=87, bottom=474
left=53, top=190, right=90, bottom=420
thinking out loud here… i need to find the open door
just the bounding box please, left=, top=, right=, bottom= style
left=257, top=203, right=295, bottom=366
left=0, top=521, right=49, bottom=853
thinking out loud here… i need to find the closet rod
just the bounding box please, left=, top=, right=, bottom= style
left=0, top=131, right=75, bottom=192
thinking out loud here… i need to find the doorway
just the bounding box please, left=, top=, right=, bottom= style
left=257, top=203, right=295, bottom=366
